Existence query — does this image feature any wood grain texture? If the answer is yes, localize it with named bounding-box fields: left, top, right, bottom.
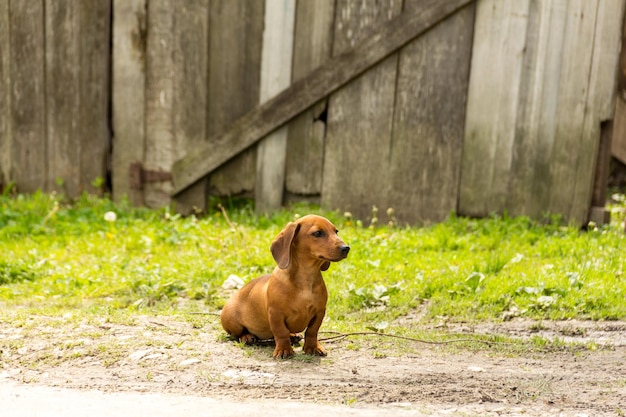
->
left=285, top=0, right=335, bottom=197
left=44, top=0, right=109, bottom=198
left=144, top=0, right=175, bottom=208
left=0, top=0, right=10, bottom=188
left=255, top=0, right=296, bottom=213
left=612, top=2, right=626, bottom=164
left=459, top=0, right=531, bottom=218
left=461, top=0, right=624, bottom=226
left=207, top=0, right=264, bottom=196
left=45, top=1, right=80, bottom=195
left=321, top=0, right=402, bottom=221
left=112, top=0, right=147, bottom=205
left=172, top=0, right=209, bottom=214
left=172, top=0, right=473, bottom=195
left=9, top=1, right=47, bottom=193
left=572, top=0, right=624, bottom=223
left=77, top=0, right=110, bottom=196
left=505, top=0, right=564, bottom=220
left=387, top=0, right=475, bottom=224
left=547, top=0, right=599, bottom=223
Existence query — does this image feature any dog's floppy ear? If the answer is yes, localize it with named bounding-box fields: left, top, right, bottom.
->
left=321, top=261, right=331, bottom=271
left=270, top=222, right=300, bottom=269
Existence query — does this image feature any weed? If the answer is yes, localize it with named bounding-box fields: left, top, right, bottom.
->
left=559, top=326, right=587, bottom=337
left=529, top=321, right=547, bottom=332
left=291, top=354, right=318, bottom=363
left=342, top=396, right=358, bottom=406
left=0, top=260, right=35, bottom=285
left=347, top=282, right=402, bottom=310
left=512, top=377, right=553, bottom=402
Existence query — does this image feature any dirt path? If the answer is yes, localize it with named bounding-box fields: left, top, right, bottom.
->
left=1, top=315, right=625, bottom=416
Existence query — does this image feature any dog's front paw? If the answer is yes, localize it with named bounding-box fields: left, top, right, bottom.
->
left=303, top=342, right=327, bottom=356
left=272, top=346, right=295, bottom=359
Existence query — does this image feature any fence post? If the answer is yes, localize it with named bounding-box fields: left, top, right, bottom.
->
left=255, top=0, right=296, bottom=214
left=112, top=0, right=147, bottom=206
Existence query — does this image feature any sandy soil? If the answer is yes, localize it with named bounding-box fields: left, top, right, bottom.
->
left=1, top=314, right=625, bottom=416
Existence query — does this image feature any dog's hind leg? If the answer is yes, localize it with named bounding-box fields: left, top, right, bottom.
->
left=220, top=305, right=246, bottom=340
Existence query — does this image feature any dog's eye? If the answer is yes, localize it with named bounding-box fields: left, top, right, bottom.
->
left=312, top=230, right=324, bottom=238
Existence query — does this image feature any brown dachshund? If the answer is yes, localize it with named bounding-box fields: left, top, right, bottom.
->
left=220, top=214, right=350, bottom=358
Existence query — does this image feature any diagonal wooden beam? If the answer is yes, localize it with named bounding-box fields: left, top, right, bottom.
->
left=171, top=0, right=473, bottom=195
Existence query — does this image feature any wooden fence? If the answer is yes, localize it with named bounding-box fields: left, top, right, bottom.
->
left=1, top=0, right=625, bottom=226
left=0, top=1, right=110, bottom=197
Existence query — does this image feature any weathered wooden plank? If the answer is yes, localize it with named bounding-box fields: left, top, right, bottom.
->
left=44, top=0, right=109, bottom=199
left=548, top=0, right=599, bottom=223
left=0, top=0, right=10, bottom=189
left=504, top=2, right=548, bottom=217
left=112, top=0, right=147, bottom=205
left=321, top=0, right=402, bottom=221
left=9, top=0, right=47, bottom=193
left=45, top=1, right=80, bottom=196
left=207, top=0, right=264, bottom=196
left=573, top=0, right=625, bottom=223
left=255, top=0, right=296, bottom=213
left=463, top=0, right=624, bottom=226
left=387, top=0, right=475, bottom=224
left=586, top=0, right=625, bottom=122
left=172, top=0, right=473, bottom=196
left=612, top=2, right=626, bottom=165
left=77, top=0, right=110, bottom=196
left=172, top=0, right=209, bottom=215
left=459, top=0, right=531, bottom=218
left=285, top=0, right=335, bottom=197
left=144, top=0, right=175, bottom=208
left=511, top=0, right=624, bottom=224
left=508, top=0, right=567, bottom=219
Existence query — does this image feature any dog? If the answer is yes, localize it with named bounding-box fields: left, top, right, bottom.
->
left=220, top=214, right=350, bottom=358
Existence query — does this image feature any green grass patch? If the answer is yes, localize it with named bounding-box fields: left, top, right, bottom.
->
left=1, top=191, right=626, bottom=330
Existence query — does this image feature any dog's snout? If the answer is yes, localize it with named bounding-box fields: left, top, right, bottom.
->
left=340, top=245, right=350, bottom=256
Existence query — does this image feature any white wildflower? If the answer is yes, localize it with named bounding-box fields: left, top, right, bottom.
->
left=104, top=211, right=117, bottom=222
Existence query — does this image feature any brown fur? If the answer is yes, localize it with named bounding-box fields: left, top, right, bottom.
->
left=220, top=215, right=350, bottom=358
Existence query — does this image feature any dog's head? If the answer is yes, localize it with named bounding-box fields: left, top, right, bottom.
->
left=270, top=215, right=350, bottom=271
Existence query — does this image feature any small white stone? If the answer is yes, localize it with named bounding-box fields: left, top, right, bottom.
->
left=178, top=358, right=201, bottom=367
left=222, top=275, right=244, bottom=290
left=129, top=349, right=152, bottom=361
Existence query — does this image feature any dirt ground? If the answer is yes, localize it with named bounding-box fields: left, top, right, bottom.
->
left=1, top=314, right=625, bottom=416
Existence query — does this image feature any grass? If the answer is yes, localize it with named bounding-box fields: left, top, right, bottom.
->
left=1, top=190, right=626, bottom=335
